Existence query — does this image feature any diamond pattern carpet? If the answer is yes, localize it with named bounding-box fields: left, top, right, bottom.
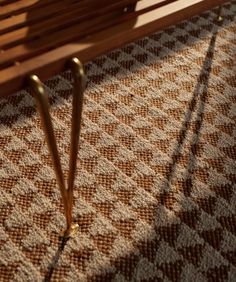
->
left=0, top=2, right=236, bottom=282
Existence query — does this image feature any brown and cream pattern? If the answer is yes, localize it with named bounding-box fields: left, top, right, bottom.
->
left=0, top=2, right=236, bottom=282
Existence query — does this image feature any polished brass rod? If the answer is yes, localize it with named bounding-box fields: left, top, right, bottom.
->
left=28, top=58, right=85, bottom=237
left=28, top=75, right=70, bottom=228
left=67, top=58, right=85, bottom=217
left=217, top=5, right=223, bottom=22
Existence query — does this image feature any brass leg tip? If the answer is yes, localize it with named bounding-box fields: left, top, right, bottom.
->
left=63, top=223, right=79, bottom=238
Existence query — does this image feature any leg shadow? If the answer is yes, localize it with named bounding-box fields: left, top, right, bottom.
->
left=43, top=236, right=69, bottom=282
left=163, top=18, right=222, bottom=193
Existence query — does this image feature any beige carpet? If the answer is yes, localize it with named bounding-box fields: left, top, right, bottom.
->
left=0, top=2, right=236, bottom=282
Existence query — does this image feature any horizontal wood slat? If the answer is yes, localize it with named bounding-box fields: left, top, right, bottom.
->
left=0, top=1, right=82, bottom=35
left=0, top=0, right=140, bottom=48
left=0, top=0, right=229, bottom=97
left=0, top=0, right=170, bottom=69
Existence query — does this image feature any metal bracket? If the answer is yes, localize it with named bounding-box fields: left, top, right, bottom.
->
left=28, top=58, right=85, bottom=238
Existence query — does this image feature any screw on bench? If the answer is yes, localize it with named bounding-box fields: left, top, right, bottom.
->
left=28, top=58, right=85, bottom=238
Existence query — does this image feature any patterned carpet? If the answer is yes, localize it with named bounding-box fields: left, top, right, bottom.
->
left=0, top=2, right=236, bottom=282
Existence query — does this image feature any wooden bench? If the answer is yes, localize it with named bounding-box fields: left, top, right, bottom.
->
left=0, top=0, right=228, bottom=237
left=0, top=0, right=228, bottom=97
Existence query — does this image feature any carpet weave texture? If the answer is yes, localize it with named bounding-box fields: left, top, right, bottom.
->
left=0, top=2, right=236, bottom=282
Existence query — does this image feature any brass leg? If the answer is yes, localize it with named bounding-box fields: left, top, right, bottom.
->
left=28, top=58, right=85, bottom=238
left=66, top=58, right=85, bottom=237
left=28, top=75, right=69, bottom=227
left=217, top=6, right=223, bottom=22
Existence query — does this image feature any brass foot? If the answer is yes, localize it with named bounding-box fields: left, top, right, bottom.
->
left=28, top=58, right=85, bottom=236
left=63, top=223, right=79, bottom=238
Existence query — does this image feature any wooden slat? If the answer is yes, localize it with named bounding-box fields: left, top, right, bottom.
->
left=0, top=0, right=60, bottom=19
left=0, top=0, right=140, bottom=48
left=0, top=0, right=229, bottom=97
left=0, top=2, right=91, bottom=35
left=0, top=1, right=81, bottom=35
left=0, top=0, right=148, bottom=67
left=0, top=0, right=20, bottom=5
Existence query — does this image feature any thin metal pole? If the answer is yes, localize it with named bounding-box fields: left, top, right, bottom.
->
left=67, top=58, right=85, bottom=225
left=28, top=60, right=85, bottom=237
left=28, top=75, right=69, bottom=223
left=217, top=6, right=223, bottom=22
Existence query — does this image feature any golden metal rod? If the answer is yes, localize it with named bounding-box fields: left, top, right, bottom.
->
left=28, top=58, right=85, bottom=238
left=28, top=75, right=70, bottom=229
left=67, top=58, right=85, bottom=216
left=217, top=5, right=223, bottom=22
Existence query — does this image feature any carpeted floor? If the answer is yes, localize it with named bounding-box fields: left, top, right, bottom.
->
left=0, top=2, right=236, bottom=282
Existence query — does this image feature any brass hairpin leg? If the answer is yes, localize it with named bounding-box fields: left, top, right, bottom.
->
left=28, top=58, right=85, bottom=238
left=217, top=6, right=223, bottom=22
left=65, top=58, right=85, bottom=237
